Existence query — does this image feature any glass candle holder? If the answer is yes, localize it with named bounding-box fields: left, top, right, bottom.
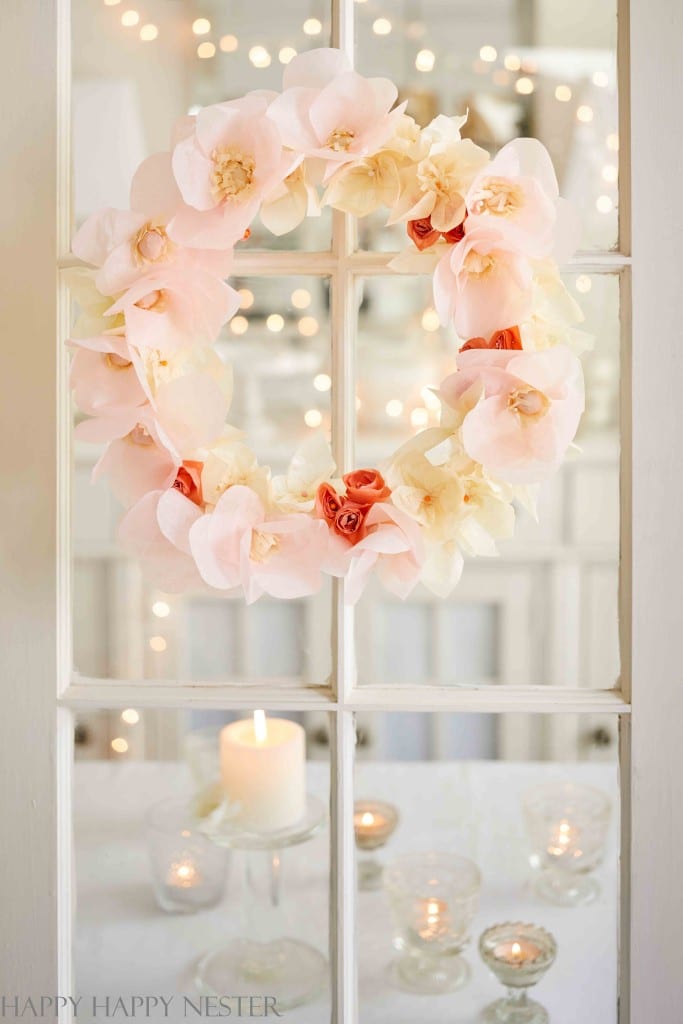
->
left=353, top=800, right=399, bottom=890
left=523, top=782, right=612, bottom=906
left=384, top=852, right=481, bottom=994
left=479, top=922, right=557, bottom=1024
left=146, top=797, right=229, bottom=913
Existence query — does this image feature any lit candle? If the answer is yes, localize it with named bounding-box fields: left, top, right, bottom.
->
left=492, top=938, right=542, bottom=966
left=220, top=711, right=305, bottom=833
left=353, top=801, right=398, bottom=851
left=415, top=897, right=450, bottom=943
left=167, top=858, right=200, bottom=889
left=547, top=818, right=579, bottom=858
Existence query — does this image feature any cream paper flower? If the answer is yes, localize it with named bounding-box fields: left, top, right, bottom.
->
left=520, top=263, right=594, bottom=355
left=271, top=433, right=338, bottom=513
left=200, top=440, right=271, bottom=509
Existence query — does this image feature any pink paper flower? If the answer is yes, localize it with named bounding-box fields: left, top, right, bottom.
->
left=104, top=265, right=239, bottom=352
left=169, top=94, right=296, bottom=249
left=343, top=502, right=425, bottom=605
left=433, top=224, right=534, bottom=340
left=190, top=485, right=329, bottom=602
left=439, top=346, right=585, bottom=483
left=118, top=488, right=204, bottom=592
left=267, top=48, right=404, bottom=179
left=465, top=138, right=579, bottom=262
left=69, top=334, right=146, bottom=415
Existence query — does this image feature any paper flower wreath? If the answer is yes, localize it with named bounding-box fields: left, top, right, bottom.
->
left=68, top=48, right=589, bottom=606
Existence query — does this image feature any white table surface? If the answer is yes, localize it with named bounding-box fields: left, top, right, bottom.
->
left=74, top=761, right=618, bottom=1023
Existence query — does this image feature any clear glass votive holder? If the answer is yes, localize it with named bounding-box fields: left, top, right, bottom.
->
left=384, top=852, right=481, bottom=994
left=354, top=800, right=399, bottom=890
left=479, top=922, right=557, bottom=1024
left=146, top=797, right=229, bottom=913
left=523, top=781, right=612, bottom=906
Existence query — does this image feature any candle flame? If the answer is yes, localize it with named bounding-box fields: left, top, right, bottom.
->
left=361, top=812, right=375, bottom=826
left=512, top=941, right=521, bottom=957
left=426, top=899, right=440, bottom=918
left=253, top=709, right=267, bottom=743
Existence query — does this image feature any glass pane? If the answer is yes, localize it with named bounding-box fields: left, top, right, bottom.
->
left=355, top=711, right=619, bottom=1023
left=71, top=0, right=332, bottom=249
left=71, top=275, right=333, bottom=684
left=354, top=0, right=618, bottom=251
left=355, top=273, right=619, bottom=687
left=74, top=707, right=331, bottom=1022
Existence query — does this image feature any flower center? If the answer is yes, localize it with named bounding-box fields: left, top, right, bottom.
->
left=326, top=128, right=355, bottom=152
left=105, top=353, right=132, bottom=370
left=133, top=223, right=171, bottom=266
left=250, top=529, right=280, bottom=564
left=463, top=250, right=496, bottom=278
left=470, top=177, right=525, bottom=217
left=127, top=424, right=154, bottom=446
left=508, top=386, right=550, bottom=421
left=210, top=147, right=255, bottom=202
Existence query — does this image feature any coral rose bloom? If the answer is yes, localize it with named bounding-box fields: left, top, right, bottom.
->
left=439, top=346, right=584, bottom=483
left=343, top=468, right=391, bottom=505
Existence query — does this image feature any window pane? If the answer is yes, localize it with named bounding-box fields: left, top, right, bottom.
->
left=354, top=0, right=618, bottom=251
left=70, top=0, right=332, bottom=250
left=355, top=273, right=620, bottom=688
left=70, top=275, right=333, bottom=684
left=74, top=707, right=331, bottom=1022
left=355, top=711, right=619, bottom=1023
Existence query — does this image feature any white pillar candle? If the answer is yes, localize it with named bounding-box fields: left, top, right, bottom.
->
left=220, top=711, right=306, bottom=833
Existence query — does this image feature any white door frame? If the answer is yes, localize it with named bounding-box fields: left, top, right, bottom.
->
left=1, top=1, right=682, bottom=1020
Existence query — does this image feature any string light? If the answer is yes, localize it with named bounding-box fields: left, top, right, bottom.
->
left=575, top=275, right=592, bottom=294
left=515, top=77, right=534, bottom=95
left=576, top=105, right=594, bottom=123
left=267, top=313, right=285, bottom=332
left=410, top=408, right=429, bottom=429
left=149, top=636, right=167, bottom=652
left=606, top=133, right=619, bottom=151
left=504, top=54, right=521, bottom=71
left=104, top=0, right=121, bottom=5
left=304, top=408, right=323, bottom=428
left=139, top=23, right=158, bottom=41
left=249, top=45, right=271, bottom=68
left=279, top=46, right=297, bottom=64
left=373, top=18, right=392, bottom=35
left=592, top=70, right=609, bottom=87
left=197, top=42, right=216, bottom=59
left=555, top=85, right=572, bottom=102
left=602, top=164, right=618, bottom=183
left=291, top=288, right=311, bottom=309
left=415, top=49, right=435, bottom=73
left=303, top=18, right=322, bottom=35
left=596, top=195, right=613, bottom=213
left=313, top=373, right=331, bottom=392
left=230, top=315, right=249, bottom=335
left=298, top=316, right=319, bottom=337
left=192, top=18, right=211, bottom=35
left=121, top=709, right=140, bottom=725
left=121, top=10, right=139, bottom=27
left=386, top=399, right=403, bottom=417
left=219, top=35, right=239, bottom=53
left=152, top=600, right=170, bottom=618
left=111, top=738, right=129, bottom=754
left=238, top=288, right=254, bottom=309
left=479, top=45, right=497, bottom=62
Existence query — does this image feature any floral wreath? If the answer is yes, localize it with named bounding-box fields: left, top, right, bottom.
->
left=69, top=47, right=588, bottom=606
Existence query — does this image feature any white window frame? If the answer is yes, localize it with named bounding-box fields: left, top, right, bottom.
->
left=0, top=0, right=681, bottom=1020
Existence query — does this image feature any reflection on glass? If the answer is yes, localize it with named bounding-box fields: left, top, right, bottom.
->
left=71, top=273, right=332, bottom=683
left=74, top=708, right=331, bottom=1022
left=71, top=0, right=332, bottom=249
left=355, top=711, right=618, bottom=1024
left=355, top=0, right=618, bottom=251
left=355, top=273, right=619, bottom=688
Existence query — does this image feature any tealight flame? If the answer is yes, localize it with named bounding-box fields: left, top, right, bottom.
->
left=361, top=811, right=375, bottom=826
left=511, top=941, right=522, bottom=957
left=254, top=709, right=267, bottom=743
left=426, top=899, right=441, bottom=920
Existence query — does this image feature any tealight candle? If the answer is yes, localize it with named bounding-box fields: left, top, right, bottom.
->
left=416, top=897, right=450, bottom=943
left=479, top=923, right=557, bottom=1023
left=492, top=938, right=542, bottom=966
left=353, top=800, right=399, bottom=890
left=168, top=858, right=200, bottom=889
left=220, top=711, right=305, bottom=833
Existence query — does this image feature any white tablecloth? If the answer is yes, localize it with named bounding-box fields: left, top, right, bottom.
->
left=74, top=761, right=618, bottom=1023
